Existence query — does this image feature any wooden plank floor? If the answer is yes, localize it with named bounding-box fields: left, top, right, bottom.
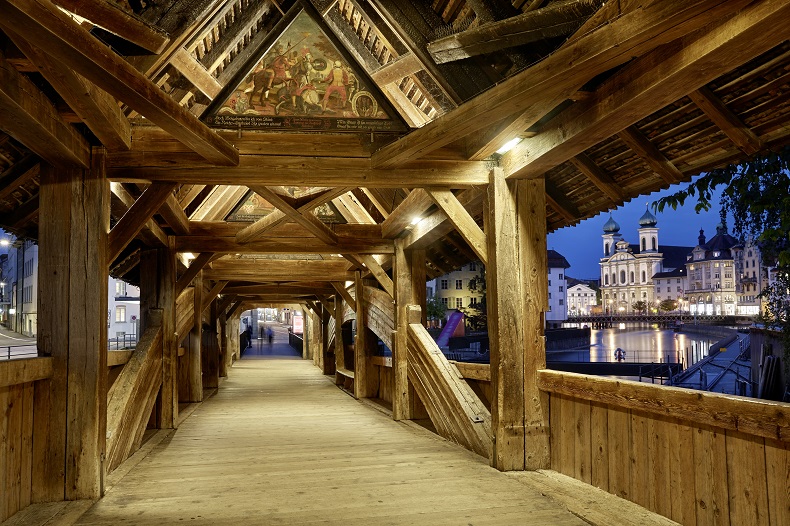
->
left=75, top=359, right=588, bottom=525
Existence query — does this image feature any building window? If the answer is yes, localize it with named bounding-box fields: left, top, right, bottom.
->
left=620, top=270, right=626, bottom=284
left=559, top=286, right=563, bottom=292
left=630, top=271, right=634, bottom=283
left=605, top=243, right=610, bottom=256
left=115, top=306, right=126, bottom=323
left=456, top=298, right=463, bottom=309
left=441, top=298, right=448, bottom=306
left=456, top=280, right=463, bottom=290
left=559, top=299, right=564, bottom=305
left=605, top=275, right=609, bottom=285
left=642, top=270, right=646, bottom=282
left=469, top=262, right=476, bottom=271
left=641, top=238, right=646, bottom=251
left=652, top=237, right=656, bottom=250
left=115, top=281, right=127, bottom=296
left=470, top=297, right=477, bottom=306
left=559, top=274, right=564, bottom=280
left=441, top=280, right=448, bottom=290
left=548, top=293, right=552, bottom=299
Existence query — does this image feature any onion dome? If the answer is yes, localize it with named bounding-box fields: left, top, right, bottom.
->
left=603, top=214, right=620, bottom=233
left=638, top=206, right=658, bottom=227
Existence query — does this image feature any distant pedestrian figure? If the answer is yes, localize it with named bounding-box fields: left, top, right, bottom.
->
left=614, top=348, right=626, bottom=362
left=267, top=327, right=274, bottom=345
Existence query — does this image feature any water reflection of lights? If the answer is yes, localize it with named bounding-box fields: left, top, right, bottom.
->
left=618, top=323, right=626, bottom=330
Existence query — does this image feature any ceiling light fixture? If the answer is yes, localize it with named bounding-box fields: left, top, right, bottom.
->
left=496, top=137, right=522, bottom=154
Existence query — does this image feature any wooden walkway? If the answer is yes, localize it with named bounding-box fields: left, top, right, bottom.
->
left=68, top=359, right=588, bottom=525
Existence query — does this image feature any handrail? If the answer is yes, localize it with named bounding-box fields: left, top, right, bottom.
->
left=538, top=369, right=789, bottom=442
left=0, top=357, right=54, bottom=388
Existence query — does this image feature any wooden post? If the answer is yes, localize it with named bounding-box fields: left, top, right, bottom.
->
left=517, top=177, right=550, bottom=470
left=485, top=167, right=550, bottom=471
left=219, top=310, right=229, bottom=377
left=187, top=271, right=203, bottom=401
left=353, top=272, right=377, bottom=398
left=202, top=295, right=219, bottom=389
left=411, top=249, right=427, bottom=326
left=393, top=238, right=413, bottom=420
left=334, top=294, right=345, bottom=375
left=34, top=148, right=108, bottom=501
left=139, top=243, right=177, bottom=429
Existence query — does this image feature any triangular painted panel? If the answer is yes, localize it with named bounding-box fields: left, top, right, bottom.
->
left=206, top=9, right=403, bottom=132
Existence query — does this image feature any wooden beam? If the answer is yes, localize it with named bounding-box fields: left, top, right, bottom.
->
left=110, top=182, right=168, bottom=248
left=426, top=189, right=487, bottom=265
left=545, top=186, right=579, bottom=224
left=331, top=282, right=356, bottom=313
left=108, top=155, right=489, bottom=188
left=0, top=154, right=39, bottom=201
left=3, top=27, right=131, bottom=151
left=0, top=0, right=238, bottom=166
left=0, top=49, right=90, bottom=168
left=203, top=259, right=356, bottom=283
left=51, top=0, right=170, bottom=54
left=369, top=52, right=422, bottom=86
left=108, top=183, right=177, bottom=263
left=569, top=154, right=624, bottom=204
left=403, top=189, right=484, bottom=250
left=687, top=86, right=764, bottom=155
left=227, top=300, right=244, bottom=318
left=427, top=0, right=603, bottom=64
left=201, top=281, right=228, bottom=314
left=236, top=187, right=350, bottom=244
left=175, top=235, right=393, bottom=255
left=171, top=47, right=222, bottom=100
left=249, top=186, right=338, bottom=245
left=372, top=0, right=753, bottom=168
left=158, top=193, right=191, bottom=235
left=176, top=252, right=215, bottom=295
left=0, top=356, right=52, bottom=387
left=381, top=189, right=432, bottom=239
left=503, top=0, right=790, bottom=179
left=617, top=126, right=683, bottom=185
left=359, top=255, right=394, bottom=298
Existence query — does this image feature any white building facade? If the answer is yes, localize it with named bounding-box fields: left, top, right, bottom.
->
left=108, top=278, right=141, bottom=345
left=567, top=282, right=597, bottom=315
left=546, top=250, right=570, bottom=326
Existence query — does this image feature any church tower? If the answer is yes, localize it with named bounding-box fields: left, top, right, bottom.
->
left=638, top=206, right=659, bottom=253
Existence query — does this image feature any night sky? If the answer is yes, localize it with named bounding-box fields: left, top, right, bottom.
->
left=547, top=177, right=732, bottom=280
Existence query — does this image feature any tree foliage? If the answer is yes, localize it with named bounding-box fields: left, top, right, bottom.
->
left=461, top=266, right=487, bottom=331
left=633, top=300, right=648, bottom=314
left=425, top=293, right=446, bottom=324
left=655, top=146, right=790, bottom=365
left=659, top=299, right=678, bottom=312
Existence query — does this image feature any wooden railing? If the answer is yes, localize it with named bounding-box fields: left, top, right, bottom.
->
left=0, top=357, right=53, bottom=522
left=452, top=362, right=788, bottom=525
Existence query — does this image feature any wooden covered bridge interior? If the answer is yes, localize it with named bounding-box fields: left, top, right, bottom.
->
left=0, top=0, right=788, bottom=524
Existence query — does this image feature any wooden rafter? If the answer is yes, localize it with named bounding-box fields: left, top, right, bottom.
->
left=617, top=126, right=683, bottom=185
left=0, top=49, right=90, bottom=168
left=568, top=154, right=624, bottom=205
left=331, top=282, right=357, bottom=312
left=0, top=154, right=38, bottom=201
left=236, top=187, right=350, bottom=244
left=0, top=0, right=238, bottom=166
left=201, top=281, right=229, bottom=314
left=110, top=183, right=168, bottom=249
left=427, top=0, right=603, bottom=64
left=4, top=28, right=131, bottom=151
left=545, top=185, right=579, bottom=224
left=51, top=0, right=170, bottom=54
left=108, top=183, right=178, bottom=262
left=203, top=259, right=356, bottom=282
left=372, top=0, right=753, bottom=168
left=687, top=86, right=764, bottom=155
left=426, top=189, right=487, bottom=265
left=171, top=48, right=222, bottom=100
left=176, top=252, right=216, bottom=295
left=359, top=255, right=393, bottom=297
left=502, top=0, right=790, bottom=180
left=381, top=189, right=432, bottom=238
left=248, top=186, right=338, bottom=245
left=403, top=188, right=484, bottom=250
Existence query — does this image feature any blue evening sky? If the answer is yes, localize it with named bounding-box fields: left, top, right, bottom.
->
left=547, top=177, right=731, bottom=280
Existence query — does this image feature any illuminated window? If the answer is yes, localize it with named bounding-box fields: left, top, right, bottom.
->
left=115, top=306, right=126, bottom=323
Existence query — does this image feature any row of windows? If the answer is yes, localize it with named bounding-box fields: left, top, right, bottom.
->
left=439, top=297, right=480, bottom=308
left=655, top=278, right=683, bottom=285
left=440, top=279, right=470, bottom=290
left=23, top=285, right=33, bottom=304
left=657, top=287, right=682, bottom=293
left=24, top=259, right=34, bottom=278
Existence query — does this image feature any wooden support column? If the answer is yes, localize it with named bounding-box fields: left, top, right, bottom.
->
left=219, top=310, right=228, bottom=378
left=138, top=241, right=177, bottom=429
left=202, top=298, right=219, bottom=389
left=354, top=272, right=377, bottom=398
left=485, top=167, right=549, bottom=471
left=185, top=271, right=203, bottom=402
left=34, top=147, right=108, bottom=501
left=393, top=238, right=413, bottom=420
left=334, top=294, right=345, bottom=374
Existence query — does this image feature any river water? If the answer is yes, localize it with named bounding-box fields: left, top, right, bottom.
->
left=551, top=325, right=721, bottom=369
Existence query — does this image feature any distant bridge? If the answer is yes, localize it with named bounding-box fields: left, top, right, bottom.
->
left=566, top=313, right=752, bottom=327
